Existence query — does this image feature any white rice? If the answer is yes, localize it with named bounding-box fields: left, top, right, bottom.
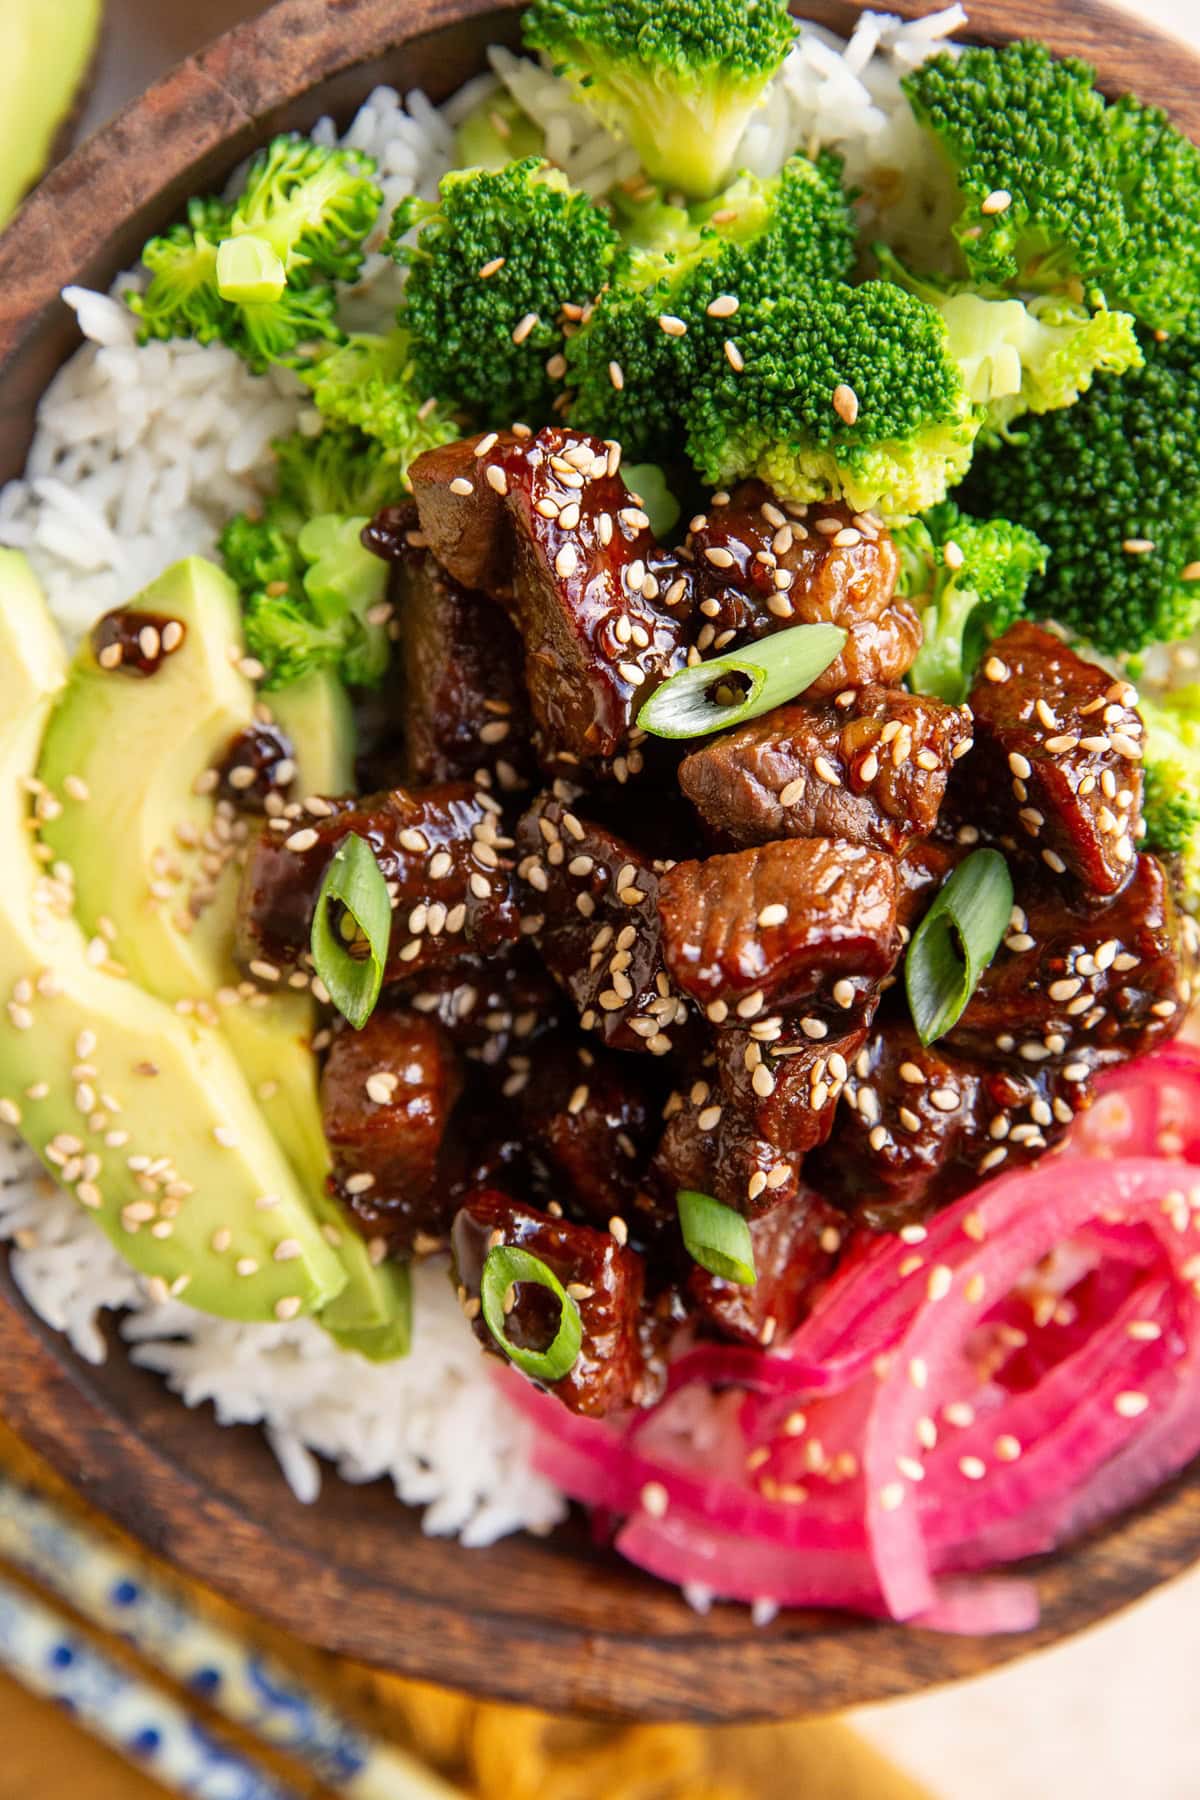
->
left=0, top=11, right=964, bottom=1544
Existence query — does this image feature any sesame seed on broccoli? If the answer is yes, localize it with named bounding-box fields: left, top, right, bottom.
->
left=903, top=40, right=1200, bottom=331
left=962, top=311, right=1200, bottom=656
left=894, top=500, right=1048, bottom=703
left=567, top=151, right=857, bottom=459
left=388, top=157, right=620, bottom=426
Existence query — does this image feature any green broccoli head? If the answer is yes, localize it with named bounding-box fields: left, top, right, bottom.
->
left=682, top=280, right=982, bottom=520
left=298, top=332, right=460, bottom=473
left=219, top=426, right=399, bottom=692
left=272, top=425, right=410, bottom=523
left=962, top=312, right=1200, bottom=656
left=522, top=0, right=795, bottom=198
left=902, top=41, right=1200, bottom=332
left=1140, top=687, right=1200, bottom=908
left=567, top=151, right=856, bottom=458
left=129, top=136, right=382, bottom=369
left=876, top=248, right=1142, bottom=434
left=389, top=157, right=620, bottom=426
left=896, top=500, right=1048, bottom=702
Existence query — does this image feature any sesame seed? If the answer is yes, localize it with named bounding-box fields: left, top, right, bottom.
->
left=994, top=1435, right=1021, bottom=1462
left=927, top=1264, right=953, bottom=1301
left=813, top=755, right=841, bottom=787
left=512, top=311, right=539, bottom=345
left=1122, top=537, right=1155, bottom=554
left=608, top=360, right=625, bottom=391
left=758, top=902, right=788, bottom=927
left=1041, top=848, right=1067, bottom=874
left=959, top=1456, right=987, bottom=1481
left=724, top=339, right=744, bottom=372
left=275, top=1296, right=303, bottom=1321
left=1114, top=1390, right=1149, bottom=1418
left=981, top=187, right=1012, bottom=214
left=1007, top=752, right=1032, bottom=780
left=898, top=1061, right=925, bottom=1086
left=555, top=543, right=578, bottom=578
left=486, top=464, right=508, bottom=496
left=609, top=1215, right=629, bottom=1246
left=478, top=255, right=506, bottom=278
left=832, top=383, right=859, bottom=425
left=641, top=1480, right=669, bottom=1518
left=706, top=294, right=739, bottom=318
left=879, top=1482, right=905, bottom=1511
left=450, top=476, right=473, bottom=496
left=284, top=827, right=318, bottom=853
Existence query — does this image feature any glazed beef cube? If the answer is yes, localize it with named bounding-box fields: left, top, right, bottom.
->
left=813, top=1026, right=1093, bottom=1228
left=391, top=553, right=534, bottom=790
left=948, top=853, right=1196, bottom=1069
left=647, top=1069, right=800, bottom=1218
left=410, top=428, right=693, bottom=772
left=400, top=947, right=561, bottom=1065
left=516, top=793, right=691, bottom=1055
left=505, top=1037, right=656, bottom=1225
left=714, top=1016, right=871, bottom=1165
left=686, top=486, right=919, bottom=694
left=236, top=783, right=522, bottom=982
left=686, top=1190, right=844, bottom=1348
left=320, top=1009, right=463, bottom=1252
left=452, top=1189, right=648, bottom=1415
left=678, top=686, right=974, bottom=856
left=961, top=622, right=1144, bottom=896
left=658, top=838, right=900, bottom=1022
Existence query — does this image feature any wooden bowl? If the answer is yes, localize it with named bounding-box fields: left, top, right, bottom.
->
left=2, top=0, right=1199, bottom=1725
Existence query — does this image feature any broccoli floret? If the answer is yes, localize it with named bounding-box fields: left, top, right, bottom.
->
left=1140, top=687, right=1200, bottom=908
left=129, top=136, right=382, bottom=369
left=895, top=501, right=1048, bottom=702
left=682, top=279, right=982, bottom=520
left=522, top=0, right=795, bottom=199
left=272, top=425, right=407, bottom=522
left=388, top=157, right=620, bottom=425
left=455, top=89, right=546, bottom=169
left=876, top=248, right=1142, bottom=434
left=962, top=313, right=1200, bottom=656
left=902, top=42, right=1200, bottom=331
left=567, top=151, right=856, bottom=457
left=299, top=332, right=460, bottom=472
left=220, top=502, right=390, bottom=691
left=219, top=424, right=403, bottom=691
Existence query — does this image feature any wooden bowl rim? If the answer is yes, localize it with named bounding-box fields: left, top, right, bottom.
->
left=2, top=0, right=1200, bottom=1723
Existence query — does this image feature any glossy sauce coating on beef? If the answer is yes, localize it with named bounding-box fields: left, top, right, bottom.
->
left=516, top=792, right=690, bottom=1055
left=685, top=486, right=919, bottom=694
left=409, top=428, right=693, bottom=775
left=390, top=552, right=534, bottom=790
left=321, top=1008, right=463, bottom=1253
left=236, top=782, right=521, bottom=982
left=958, top=622, right=1144, bottom=897
left=282, top=456, right=1198, bottom=1420
left=658, top=837, right=900, bottom=1018
left=452, top=1188, right=650, bottom=1415
left=679, top=685, right=973, bottom=855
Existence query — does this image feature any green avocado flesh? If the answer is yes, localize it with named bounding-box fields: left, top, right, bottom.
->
left=4, top=552, right=408, bottom=1353
left=0, top=0, right=102, bottom=229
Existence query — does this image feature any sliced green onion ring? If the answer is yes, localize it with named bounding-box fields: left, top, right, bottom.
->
left=677, top=1189, right=757, bottom=1286
left=216, top=232, right=287, bottom=304
left=480, top=1245, right=583, bottom=1382
left=637, top=623, right=847, bottom=740
left=310, top=831, right=391, bottom=1030
left=905, top=848, right=1014, bottom=1046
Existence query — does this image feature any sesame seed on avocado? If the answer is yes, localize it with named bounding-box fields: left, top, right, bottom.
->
left=0, top=550, right=346, bottom=1323
left=33, top=555, right=410, bottom=1357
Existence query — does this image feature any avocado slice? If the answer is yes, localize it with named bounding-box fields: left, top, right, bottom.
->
left=0, top=551, right=347, bottom=1322
left=37, top=556, right=408, bottom=1358
left=268, top=670, right=356, bottom=798
left=0, top=0, right=102, bottom=228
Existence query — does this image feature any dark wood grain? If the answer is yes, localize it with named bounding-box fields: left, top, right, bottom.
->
left=1, top=0, right=1199, bottom=1724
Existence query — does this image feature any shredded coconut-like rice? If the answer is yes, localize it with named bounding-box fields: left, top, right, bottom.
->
left=0, top=11, right=964, bottom=1543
